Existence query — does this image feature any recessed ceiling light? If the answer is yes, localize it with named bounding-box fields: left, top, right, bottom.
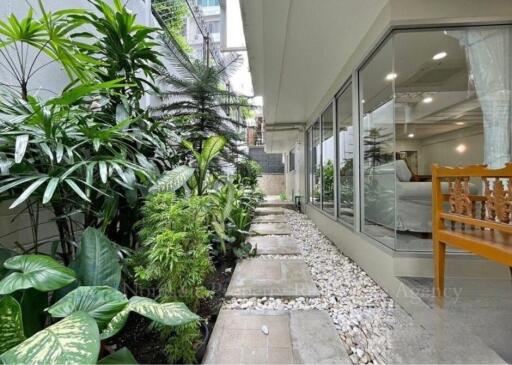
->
left=456, top=144, right=467, bottom=154
left=455, top=122, right=465, bottom=126
left=433, top=51, right=447, bottom=60
left=422, top=96, right=433, bottom=104
left=408, top=133, right=415, bottom=138
left=385, top=73, right=397, bottom=81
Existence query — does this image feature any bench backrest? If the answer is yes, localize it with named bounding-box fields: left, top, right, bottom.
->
left=432, top=163, right=512, bottom=234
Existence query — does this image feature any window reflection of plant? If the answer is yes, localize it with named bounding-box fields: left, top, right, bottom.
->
left=339, top=159, right=353, bottom=216
left=364, top=128, right=393, bottom=168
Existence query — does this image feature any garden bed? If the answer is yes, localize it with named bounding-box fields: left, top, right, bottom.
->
left=108, top=257, right=236, bottom=364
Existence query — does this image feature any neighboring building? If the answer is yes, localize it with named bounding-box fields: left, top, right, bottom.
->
left=185, top=0, right=222, bottom=61
left=240, top=0, right=512, bottom=296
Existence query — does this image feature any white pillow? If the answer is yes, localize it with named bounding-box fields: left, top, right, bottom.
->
left=395, top=159, right=412, bottom=182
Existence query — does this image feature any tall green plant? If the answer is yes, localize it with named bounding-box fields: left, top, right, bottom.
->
left=153, top=46, right=250, bottom=167
left=182, top=135, right=226, bottom=195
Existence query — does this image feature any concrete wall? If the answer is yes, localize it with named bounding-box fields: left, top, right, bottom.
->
left=258, top=174, right=285, bottom=196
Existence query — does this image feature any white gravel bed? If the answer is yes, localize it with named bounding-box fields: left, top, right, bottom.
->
left=224, top=211, right=399, bottom=365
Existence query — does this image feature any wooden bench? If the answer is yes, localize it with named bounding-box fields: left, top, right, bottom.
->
left=432, top=163, right=512, bottom=297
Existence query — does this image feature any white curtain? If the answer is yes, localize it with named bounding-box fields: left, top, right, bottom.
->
left=450, top=28, right=512, bottom=168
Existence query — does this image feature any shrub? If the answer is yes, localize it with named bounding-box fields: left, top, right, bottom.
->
left=135, top=193, right=213, bottom=309
left=134, top=193, right=213, bottom=363
left=235, top=159, right=262, bottom=188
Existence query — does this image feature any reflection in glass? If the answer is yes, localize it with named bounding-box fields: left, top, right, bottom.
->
left=392, top=26, right=512, bottom=251
left=312, top=120, right=321, bottom=208
left=360, top=39, right=396, bottom=249
left=322, top=104, right=335, bottom=215
left=337, top=85, right=354, bottom=225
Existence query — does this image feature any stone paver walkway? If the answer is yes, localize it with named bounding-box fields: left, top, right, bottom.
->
left=255, top=207, right=287, bottom=216
left=203, top=310, right=351, bottom=364
left=253, top=214, right=288, bottom=223
left=249, top=235, right=301, bottom=255
left=204, top=204, right=349, bottom=364
left=250, top=223, right=292, bottom=236
left=226, top=258, right=319, bottom=298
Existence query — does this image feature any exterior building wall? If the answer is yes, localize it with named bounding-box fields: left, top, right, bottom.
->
left=258, top=174, right=285, bottom=196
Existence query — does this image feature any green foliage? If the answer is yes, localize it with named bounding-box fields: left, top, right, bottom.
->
left=74, top=228, right=122, bottom=288
left=183, top=135, right=227, bottom=195
left=98, top=347, right=138, bottom=364
left=99, top=296, right=199, bottom=340
left=235, top=159, right=262, bottom=188
left=71, top=0, right=163, bottom=104
left=0, top=255, right=75, bottom=295
left=48, top=286, right=128, bottom=331
left=149, top=165, right=195, bottom=194
left=153, top=0, right=191, bottom=54
left=207, top=181, right=260, bottom=258
left=0, top=312, right=101, bottom=365
left=135, top=193, right=213, bottom=309
left=154, top=51, right=251, bottom=168
left=163, top=321, right=201, bottom=364
left=0, top=295, right=25, bottom=354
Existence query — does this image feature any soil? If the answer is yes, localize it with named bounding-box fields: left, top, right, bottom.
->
left=107, top=256, right=236, bottom=364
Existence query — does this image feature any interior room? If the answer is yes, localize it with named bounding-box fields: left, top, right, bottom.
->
left=361, top=25, right=511, bottom=252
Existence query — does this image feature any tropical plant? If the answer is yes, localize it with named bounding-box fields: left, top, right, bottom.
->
left=71, top=0, right=163, bottom=107
left=234, top=158, right=261, bottom=188
left=153, top=45, right=250, bottom=168
left=0, top=237, right=198, bottom=364
left=134, top=193, right=212, bottom=309
left=183, top=135, right=226, bottom=195
left=133, top=193, right=212, bottom=363
left=0, top=3, right=93, bottom=100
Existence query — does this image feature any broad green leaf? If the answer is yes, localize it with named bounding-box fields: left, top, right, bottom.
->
left=0, top=247, right=16, bottom=279
left=149, top=166, right=194, bottom=194
left=42, top=177, right=60, bottom=204
left=0, top=295, right=25, bottom=354
left=47, top=286, right=128, bottom=330
left=14, top=135, right=28, bottom=163
left=9, top=177, right=49, bottom=209
left=98, top=347, right=138, bottom=364
left=0, top=312, right=100, bottom=365
left=200, top=135, right=226, bottom=170
left=100, top=297, right=198, bottom=339
left=19, top=288, right=47, bottom=337
left=0, top=255, right=76, bottom=294
left=76, top=228, right=121, bottom=288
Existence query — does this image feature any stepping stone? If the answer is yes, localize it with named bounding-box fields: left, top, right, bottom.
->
left=250, top=223, right=292, bottom=236
left=203, top=309, right=350, bottom=364
left=253, top=214, right=288, bottom=223
left=255, top=207, right=287, bottom=216
left=248, top=235, right=301, bottom=255
left=226, top=258, right=319, bottom=298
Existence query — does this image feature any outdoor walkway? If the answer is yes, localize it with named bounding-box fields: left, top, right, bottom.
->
left=204, top=203, right=507, bottom=364
left=203, top=204, right=351, bottom=364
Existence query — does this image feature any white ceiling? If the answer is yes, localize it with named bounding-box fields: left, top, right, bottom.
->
left=240, top=0, right=387, bottom=151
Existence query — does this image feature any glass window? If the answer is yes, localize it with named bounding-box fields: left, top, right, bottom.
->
left=307, top=130, right=313, bottom=204
left=289, top=149, right=295, bottom=172
left=392, top=26, right=512, bottom=251
left=358, top=24, right=512, bottom=252
left=360, top=39, right=396, bottom=249
left=337, top=85, right=354, bottom=226
left=312, top=120, right=321, bottom=208
left=198, top=0, right=219, bottom=7
left=321, top=104, right=335, bottom=215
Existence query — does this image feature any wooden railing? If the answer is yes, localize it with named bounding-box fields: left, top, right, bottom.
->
left=432, top=163, right=512, bottom=298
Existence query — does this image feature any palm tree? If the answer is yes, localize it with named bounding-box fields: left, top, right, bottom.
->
left=153, top=42, right=250, bottom=171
